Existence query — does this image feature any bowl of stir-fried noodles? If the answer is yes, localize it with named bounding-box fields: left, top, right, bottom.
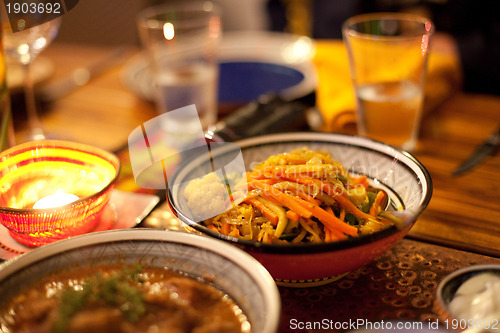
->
left=168, top=133, right=432, bottom=286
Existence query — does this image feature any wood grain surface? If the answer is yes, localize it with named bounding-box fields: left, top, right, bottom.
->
left=410, top=93, right=500, bottom=256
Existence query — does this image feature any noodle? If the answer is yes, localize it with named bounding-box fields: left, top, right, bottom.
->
left=185, top=148, right=392, bottom=244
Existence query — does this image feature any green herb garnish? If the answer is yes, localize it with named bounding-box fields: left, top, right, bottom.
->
left=53, top=264, right=146, bottom=333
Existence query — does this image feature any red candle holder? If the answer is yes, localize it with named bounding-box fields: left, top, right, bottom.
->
left=0, top=140, right=120, bottom=247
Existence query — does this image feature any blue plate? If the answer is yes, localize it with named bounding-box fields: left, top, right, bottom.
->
left=218, top=61, right=305, bottom=103
left=122, top=32, right=316, bottom=104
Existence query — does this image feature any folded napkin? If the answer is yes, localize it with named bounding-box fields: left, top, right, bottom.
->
left=313, top=40, right=462, bottom=133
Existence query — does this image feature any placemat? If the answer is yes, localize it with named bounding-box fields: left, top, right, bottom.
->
left=278, top=238, right=500, bottom=332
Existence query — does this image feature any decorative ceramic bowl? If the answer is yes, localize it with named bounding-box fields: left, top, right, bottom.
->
left=168, top=132, right=433, bottom=286
left=0, top=140, right=120, bottom=246
left=0, top=229, right=281, bottom=333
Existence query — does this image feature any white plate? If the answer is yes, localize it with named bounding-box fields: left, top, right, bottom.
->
left=121, top=31, right=317, bottom=103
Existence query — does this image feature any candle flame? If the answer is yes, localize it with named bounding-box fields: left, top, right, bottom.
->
left=33, top=190, right=79, bottom=209
left=163, top=22, right=175, bottom=40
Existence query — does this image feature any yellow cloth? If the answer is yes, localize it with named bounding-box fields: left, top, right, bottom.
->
left=313, top=40, right=462, bottom=133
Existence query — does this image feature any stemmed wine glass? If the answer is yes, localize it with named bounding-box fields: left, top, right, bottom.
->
left=1, top=8, right=61, bottom=141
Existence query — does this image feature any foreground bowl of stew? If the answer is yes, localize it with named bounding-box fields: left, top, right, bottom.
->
left=0, top=229, right=281, bottom=333
left=168, top=132, right=433, bottom=286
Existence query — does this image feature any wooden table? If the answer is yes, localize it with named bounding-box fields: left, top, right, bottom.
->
left=410, top=93, right=500, bottom=257
left=13, top=43, right=155, bottom=152
left=13, top=42, right=500, bottom=258
left=7, top=41, right=500, bottom=332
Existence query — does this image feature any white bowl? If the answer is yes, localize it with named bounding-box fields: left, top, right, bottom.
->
left=0, top=229, right=281, bottom=333
left=436, top=264, right=500, bottom=326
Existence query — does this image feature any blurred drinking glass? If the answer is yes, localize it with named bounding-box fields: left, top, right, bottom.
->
left=137, top=1, right=221, bottom=139
left=0, top=16, right=14, bottom=151
left=1, top=6, right=61, bottom=141
left=343, top=13, right=434, bottom=152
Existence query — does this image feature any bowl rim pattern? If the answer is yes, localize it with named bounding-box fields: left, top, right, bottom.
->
left=168, top=132, right=433, bottom=254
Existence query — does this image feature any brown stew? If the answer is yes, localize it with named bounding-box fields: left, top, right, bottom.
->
left=0, top=264, right=250, bottom=333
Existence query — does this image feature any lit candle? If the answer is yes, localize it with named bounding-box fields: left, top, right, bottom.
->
left=33, top=190, right=79, bottom=209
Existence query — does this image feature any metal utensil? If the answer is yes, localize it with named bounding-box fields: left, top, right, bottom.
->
left=207, top=93, right=317, bottom=142
left=452, top=126, right=500, bottom=176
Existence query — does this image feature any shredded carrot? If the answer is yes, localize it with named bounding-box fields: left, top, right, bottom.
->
left=286, top=210, right=300, bottom=222
left=280, top=174, right=374, bottom=221
left=258, top=192, right=282, bottom=206
left=279, top=173, right=319, bottom=185
left=299, top=200, right=358, bottom=236
left=245, top=198, right=279, bottom=225
left=299, top=192, right=322, bottom=206
left=250, top=180, right=313, bottom=219
left=221, top=221, right=230, bottom=235
left=228, top=228, right=240, bottom=237
left=253, top=169, right=371, bottom=237
left=207, top=224, right=219, bottom=233
left=284, top=187, right=320, bottom=205
left=322, top=207, right=349, bottom=241
left=326, top=225, right=348, bottom=241
left=310, top=177, right=374, bottom=221
left=282, top=174, right=337, bottom=196
left=335, top=193, right=375, bottom=221
left=262, top=178, right=280, bottom=185
left=352, top=175, right=369, bottom=189
left=370, top=190, right=387, bottom=216
left=324, top=227, right=332, bottom=242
